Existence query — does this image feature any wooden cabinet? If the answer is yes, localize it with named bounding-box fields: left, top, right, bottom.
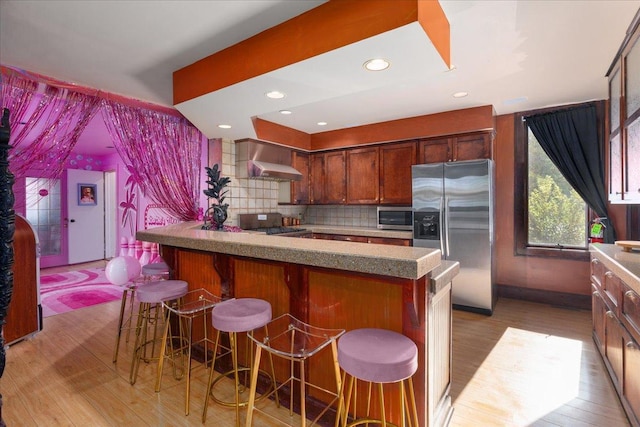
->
left=291, top=151, right=309, bottom=204
left=625, top=331, right=640, bottom=424
left=347, top=146, right=379, bottom=204
left=608, top=18, right=640, bottom=203
left=367, top=236, right=411, bottom=246
left=310, top=151, right=346, bottom=204
left=379, top=142, right=416, bottom=205
left=313, top=233, right=411, bottom=246
left=593, top=284, right=606, bottom=355
left=309, top=150, right=343, bottom=205
left=330, top=234, right=368, bottom=243
left=591, top=253, right=640, bottom=426
left=418, top=132, right=492, bottom=164
left=5, top=215, right=40, bottom=345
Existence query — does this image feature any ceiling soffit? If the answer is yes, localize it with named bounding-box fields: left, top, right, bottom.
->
left=173, top=0, right=450, bottom=105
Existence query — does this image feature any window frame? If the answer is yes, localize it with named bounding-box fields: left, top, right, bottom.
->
left=513, top=103, right=599, bottom=261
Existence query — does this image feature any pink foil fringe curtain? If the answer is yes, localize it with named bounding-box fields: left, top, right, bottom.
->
left=102, top=101, right=203, bottom=221
left=1, top=66, right=204, bottom=221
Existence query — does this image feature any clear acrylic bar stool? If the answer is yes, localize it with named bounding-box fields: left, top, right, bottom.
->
left=245, top=313, right=345, bottom=427
left=155, top=288, right=222, bottom=415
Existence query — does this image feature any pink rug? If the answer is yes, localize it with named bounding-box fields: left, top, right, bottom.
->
left=40, top=268, right=123, bottom=317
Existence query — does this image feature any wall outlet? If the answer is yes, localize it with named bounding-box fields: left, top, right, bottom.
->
left=258, top=214, right=267, bottom=220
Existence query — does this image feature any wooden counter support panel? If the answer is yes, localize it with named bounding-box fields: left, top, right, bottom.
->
left=163, top=245, right=435, bottom=425
left=141, top=222, right=447, bottom=426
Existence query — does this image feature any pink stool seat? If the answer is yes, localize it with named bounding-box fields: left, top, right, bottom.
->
left=136, top=280, right=188, bottom=303
left=338, top=328, right=418, bottom=383
left=142, top=261, right=169, bottom=276
left=211, top=298, right=271, bottom=333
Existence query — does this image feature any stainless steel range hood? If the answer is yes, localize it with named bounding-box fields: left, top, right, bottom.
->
left=235, top=139, right=302, bottom=181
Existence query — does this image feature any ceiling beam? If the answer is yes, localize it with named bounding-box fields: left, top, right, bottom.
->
left=173, top=0, right=450, bottom=105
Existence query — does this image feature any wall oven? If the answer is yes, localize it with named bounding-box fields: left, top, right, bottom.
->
left=376, top=207, right=413, bottom=230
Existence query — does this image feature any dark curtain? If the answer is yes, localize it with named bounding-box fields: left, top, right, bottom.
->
left=526, top=103, right=616, bottom=243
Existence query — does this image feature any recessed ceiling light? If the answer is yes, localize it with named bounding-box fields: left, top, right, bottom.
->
left=218, top=124, right=232, bottom=129
left=453, top=92, right=468, bottom=98
left=279, top=110, right=292, bottom=115
left=317, top=121, right=327, bottom=126
left=265, top=91, right=286, bottom=99
left=363, top=58, right=390, bottom=71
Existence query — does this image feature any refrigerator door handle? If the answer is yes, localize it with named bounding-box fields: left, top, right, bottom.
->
left=443, top=196, right=450, bottom=258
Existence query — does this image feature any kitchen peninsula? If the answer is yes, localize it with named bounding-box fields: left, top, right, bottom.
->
left=137, top=222, right=458, bottom=427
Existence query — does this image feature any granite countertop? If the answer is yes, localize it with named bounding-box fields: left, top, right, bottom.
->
left=590, top=243, right=640, bottom=291
left=137, top=222, right=439, bottom=280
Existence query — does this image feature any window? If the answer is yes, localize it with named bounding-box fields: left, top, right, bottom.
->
left=514, top=105, right=596, bottom=261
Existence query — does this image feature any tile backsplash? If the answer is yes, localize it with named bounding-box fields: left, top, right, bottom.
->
left=220, top=138, right=377, bottom=228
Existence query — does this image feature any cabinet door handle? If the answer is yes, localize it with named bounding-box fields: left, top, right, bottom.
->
left=627, top=341, right=638, bottom=350
left=605, top=271, right=613, bottom=278
left=593, top=291, right=600, bottom=296
left=591, top=259, right=599, bottom=265
left=625, top=290, right=638, bottom=302
left=606, top=310, right=615, bottom=318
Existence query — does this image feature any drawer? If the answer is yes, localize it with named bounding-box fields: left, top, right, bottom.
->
left=622, top=284, right=640, bottom=339
left=591, top=257, right=605, bottom=289
left=604, top=270, right=623, bottom=309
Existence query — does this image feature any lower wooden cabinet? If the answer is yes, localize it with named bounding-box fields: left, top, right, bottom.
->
left=592, top=253, right=640, bottom=426
left=313, top=233, right=411, bottom=246
left=625, top=332, right=640, bottom=423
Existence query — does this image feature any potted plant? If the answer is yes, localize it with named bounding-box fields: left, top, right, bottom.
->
left=202, top=164, right=231, bottom=230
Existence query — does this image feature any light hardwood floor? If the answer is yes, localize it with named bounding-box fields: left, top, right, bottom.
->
left=0, top=266, right=630, bottom=426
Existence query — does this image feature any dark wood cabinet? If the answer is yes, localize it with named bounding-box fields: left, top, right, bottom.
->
left=379, top=142, right=416, bottom=205
left=347, top=146, right=379, bottom=204
left=5, top=215, right=40, bottom=345
left=309, top=153, right=325, bottom=204
left=310, top=150, right=346, bottom=204
left=291, top=151, right=310, bottom=204
left=325, top=151, right=346, bottom=204
left=367, top=236, right=411, bottom=246
left=624, top=331, right=640, bottom=425
left=591, top=252, right=640, bottom=426
left=418, top=132, right=492, bottom=164
left=593, top=284, right=606, bottom=355
left=313, top=233, right=410, bottom=246
left=608, top=17, right=640, bottom=203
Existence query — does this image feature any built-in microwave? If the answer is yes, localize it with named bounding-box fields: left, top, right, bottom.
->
left=376, top=207, right=413, bottom=230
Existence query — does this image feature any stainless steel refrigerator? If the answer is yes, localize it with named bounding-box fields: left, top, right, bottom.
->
left=412, top=159, right=495, bottom=314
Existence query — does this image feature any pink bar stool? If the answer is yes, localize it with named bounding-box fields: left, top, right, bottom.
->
left=202, top=298, right=275, bottom=427
left=141, top=261, right=170, bottom=282
left=336, top=328, right=419, bottom=427
left=245, top=313, right=345, bottom=427
left=105, top=256, right=141, bottom=364
left=129, top=279, right=189, bottom=386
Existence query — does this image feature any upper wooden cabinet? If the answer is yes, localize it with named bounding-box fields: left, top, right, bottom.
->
left=310, top=151, right=346, bottom=204
left=302, top=132, right=490, bottom=206
left=609, top=17, right=640, bottom=204
left=379, top=142, right=417, bottom=205
left=347, top=146, right=379, bottom=204
left=291, top=151, right=309, bottom=204
left=418, top=132, right=492, bottom=164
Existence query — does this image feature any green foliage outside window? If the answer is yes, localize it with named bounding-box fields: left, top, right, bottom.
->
left=527, top=129, right=587, bottom=248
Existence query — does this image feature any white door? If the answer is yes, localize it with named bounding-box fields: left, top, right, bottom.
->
left=66, top=169, right=105, bottom=264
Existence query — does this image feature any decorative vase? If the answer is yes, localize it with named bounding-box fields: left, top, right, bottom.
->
left=213, top=205, right=228, bottom=230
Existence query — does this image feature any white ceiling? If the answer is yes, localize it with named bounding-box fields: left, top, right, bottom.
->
left=1, top=0, right=639, bottom=155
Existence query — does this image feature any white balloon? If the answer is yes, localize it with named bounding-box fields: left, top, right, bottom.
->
left=106, top=256, right=140, bottom=286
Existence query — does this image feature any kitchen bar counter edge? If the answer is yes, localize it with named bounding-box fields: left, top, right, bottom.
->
left=137, top=221, right=439, bottom=280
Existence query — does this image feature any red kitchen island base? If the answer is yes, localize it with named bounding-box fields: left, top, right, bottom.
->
left=137, top=223, right=457, bottom=426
